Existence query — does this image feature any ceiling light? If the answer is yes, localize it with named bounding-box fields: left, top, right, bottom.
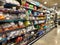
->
left=54, top=3, right=58, bottom=5
left=44, top=1, right=47, bottom=4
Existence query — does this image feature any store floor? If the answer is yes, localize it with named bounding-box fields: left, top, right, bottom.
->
left=32, top=25, right=60, bottom=45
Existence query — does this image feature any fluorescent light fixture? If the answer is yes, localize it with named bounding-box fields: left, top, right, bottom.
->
left=54, top=3, right=58, bottom=5
left=44, top=1, right=47, bottom=4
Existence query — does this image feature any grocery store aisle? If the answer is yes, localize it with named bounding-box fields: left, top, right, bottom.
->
left=32, top=25, right=60, bottom=45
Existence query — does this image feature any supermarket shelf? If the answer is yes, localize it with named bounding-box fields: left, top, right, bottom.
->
left=26, top=1, right=40, bottom=7
left=0, top=7, right=41, bottom=14
left=0, top=19, right=26, bottom=23
left=0, top=25, right=31, bottom=34
left=26, top=0, right=50, bottom=10
left=0, top=22, right=45, bottom=34
left=21, top=6, right=50, bottom=14
left=0, top=6, right=49, bottom=14
left=0, top=8, right=26, bottom=14
left=30, top=15, right=46, bottom=17
left=17, top=29, right=45, bottom=45
left=46, top=25, right=55, bottom=33
left=0, top=9, right=22, bottom=14
left=22, top=6, right=40, bottom=12
left=0, top=19, right=45, bottom=23
left=28, top=25, right=55, bottom=45
left=0, top=28, right=39, bottom=43
left=28, top=30, right=45, bottom=45
left=7, top=28, right=38, bottom=41
left=0, top=0, right=55, bottom=45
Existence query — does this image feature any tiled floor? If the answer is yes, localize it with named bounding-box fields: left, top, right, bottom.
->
left=32, top=26, right=60, bottom=45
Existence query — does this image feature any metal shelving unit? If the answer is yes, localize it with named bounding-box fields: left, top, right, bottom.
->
left=0, top=0, right=56, bottom=45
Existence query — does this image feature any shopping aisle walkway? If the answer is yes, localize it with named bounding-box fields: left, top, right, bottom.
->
left=32, top=26, right=60, bottom=45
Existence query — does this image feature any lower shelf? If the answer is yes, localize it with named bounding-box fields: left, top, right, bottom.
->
left=28, top=25, right=55, bottom=45
left=0, top=25, right=55, bottom=45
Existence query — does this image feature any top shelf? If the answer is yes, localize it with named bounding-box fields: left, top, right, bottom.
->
left=26, top=1, right=40, bottom=8
left=0, top=7, right=42, bottom=14
left=3, top=0, right=50, bottom=11
left=26, top=0, right=50, bottom=10
left=0, top=0, right=51, bottom=14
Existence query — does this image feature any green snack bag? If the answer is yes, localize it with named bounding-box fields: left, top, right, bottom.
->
left=34, top=25, right=40, bottom=29
left=29, top=4, right=33, bottom=9
left=28, top=10, right=31, bottom=15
